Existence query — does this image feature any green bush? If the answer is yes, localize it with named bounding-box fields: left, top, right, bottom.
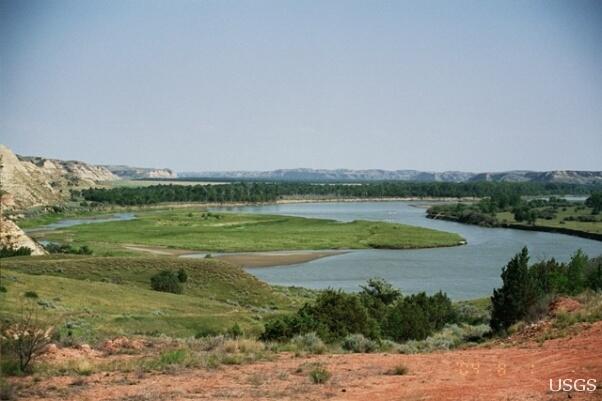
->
left=0, top=246, right=32, bottom=258
left=177, top=268, right=188, bottom=283
left=227, top=323, right=243, bottom=339
left=309, top=366, right=331, bottom=384
left=341, top=334, right=378, bottom=353
left=261, top=289, right=378, bottom=342
left=454, top=302, right=490, bottom=325
left=291, top=332, right=326, bottom=354
left=262, top=281, right=457, bottom=344
left=491, top=248, right=597, bottom=333
left=24, top=291, right=38, bottom=299
left=44, top=243, right=92, bottom=255
left=383, top=296, right=431, bottom=341
left=150, top=271, right=183, bottom=294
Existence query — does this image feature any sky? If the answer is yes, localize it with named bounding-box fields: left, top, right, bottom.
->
left=1, top=0, right=601, bottom=172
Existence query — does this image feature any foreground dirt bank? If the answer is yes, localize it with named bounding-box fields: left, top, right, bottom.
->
left=14, top=322, right=602, bottom=401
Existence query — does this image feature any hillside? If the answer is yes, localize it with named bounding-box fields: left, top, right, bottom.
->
left=179, top=168, right=602, bottom=184
left=0, top=255, right=313, bottom=338
left=0, top=144, right=118, bottom=211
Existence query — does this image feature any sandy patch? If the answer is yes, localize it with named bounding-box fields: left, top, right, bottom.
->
left=217, top=250, right=346, bottom=268
left=12, top=322, right=602, bottom=401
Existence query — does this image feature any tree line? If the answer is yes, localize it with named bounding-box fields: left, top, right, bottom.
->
left=75, top=182, right=601, bottom=206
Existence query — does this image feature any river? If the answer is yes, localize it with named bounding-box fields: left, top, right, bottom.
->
left=218, top=202, right=602, bottom=300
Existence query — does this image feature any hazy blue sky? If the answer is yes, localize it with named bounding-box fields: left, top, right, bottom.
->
left=1, top=0, right=601, bottom=172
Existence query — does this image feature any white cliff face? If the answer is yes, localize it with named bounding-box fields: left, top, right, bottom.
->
left=0, top=144, right=119, bottom=210
left=103, top=165, right=177, bottom=179
left=0, top=216, right=47, bottom=255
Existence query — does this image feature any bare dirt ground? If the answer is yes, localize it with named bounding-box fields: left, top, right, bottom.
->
left=14, top=321, right=602, bottom=401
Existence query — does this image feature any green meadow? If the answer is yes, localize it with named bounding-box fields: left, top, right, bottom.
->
left=30, top=208, right=465, bottom=254
left=496, top=205, right=602, bottom=235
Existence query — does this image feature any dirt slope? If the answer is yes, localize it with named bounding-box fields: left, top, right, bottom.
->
left=15, top=322, right=602, bottom=401
left=0, top=144, right=118, bottom=210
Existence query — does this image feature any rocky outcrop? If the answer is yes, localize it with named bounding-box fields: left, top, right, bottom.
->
left=0, top=144, right=118, bottom=211
left=0, top=216, right=46, bottom=255
left=104, top=165, right=176, bottom=179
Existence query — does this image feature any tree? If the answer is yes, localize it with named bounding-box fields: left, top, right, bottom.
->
left=566, top=250, right=587, bottom=295
left=585, top=257, right=602, bottom=291
left=490, top=247, right=537, bottom=332
left=150, top=270, right=183, bottom=294
left=585, top=192, right=602, bottom=214
left=359, top=277, right=401, bottom=321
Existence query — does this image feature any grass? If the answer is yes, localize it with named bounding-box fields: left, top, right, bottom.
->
left=28, top=208, right=464, bottom=254
left=497, top=206, right=601, bottom=235
left=0, top=256, right=315, bottom=340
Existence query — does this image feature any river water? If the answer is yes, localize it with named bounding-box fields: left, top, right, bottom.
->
left=219, top=202, right=602, bottom=300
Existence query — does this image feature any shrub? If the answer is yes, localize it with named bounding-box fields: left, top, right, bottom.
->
left=387, top=364, right=408, bottom=375
left=227, top=323, right=243, bottom=339
left=144, top=349, right=192, bottom=371
left=309, top=366, right=331, bottom=384
left=397, top=324, right=490, bottom=354
left=23, top=291, right=38, bottom=299
left=454, top=302, right=490, bottom=325
left=44, top=243, right=92, bottom=255
left=383, top=296, right=431, bottom=342
left=291, top=332, right=326, bottom=354
left=261, top=289, right=378, bottom=342
left=0, top=307, right=53, bottom=374
left=150, top=271, right=183, bottom=294
left=341, top=334, right=378, bottom=353
left=177, top=268, right=188, bottom=283
left=0, top=246, right=32, bottom=258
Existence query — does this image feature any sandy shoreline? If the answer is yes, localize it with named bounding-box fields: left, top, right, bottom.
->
left=122, top=244, right=346, bottom=267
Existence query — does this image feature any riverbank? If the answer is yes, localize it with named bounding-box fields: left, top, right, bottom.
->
left=121, top=244, right=346, bottom=267
left=428, top=213, right=602, bottom=242
left=17, top=197, right=475, bottom=228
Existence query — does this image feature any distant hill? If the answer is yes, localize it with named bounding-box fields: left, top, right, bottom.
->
left=104, top=165, right=176, bottom=179
left=179, top=168, right=602, bottom=184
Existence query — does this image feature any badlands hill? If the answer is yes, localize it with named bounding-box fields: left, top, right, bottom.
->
left=180, top=168, right=602, bottom=184
left=103, top=164, right=176, bottom=179
left=0, top=144, right=118, bottom=211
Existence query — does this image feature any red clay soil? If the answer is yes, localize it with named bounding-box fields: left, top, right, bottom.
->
left=15, top=322, right=602, bottom=401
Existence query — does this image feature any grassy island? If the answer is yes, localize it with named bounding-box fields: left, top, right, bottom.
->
left=30, top=208, right=465, bottom=254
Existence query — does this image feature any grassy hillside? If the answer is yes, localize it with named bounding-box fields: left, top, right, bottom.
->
left=0, top=256, right=314, bottom=341
left=30, top=209, right=464, bottom=254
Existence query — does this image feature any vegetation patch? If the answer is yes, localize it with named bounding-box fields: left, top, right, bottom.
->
left=29, top=209, right=464, bottom=254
